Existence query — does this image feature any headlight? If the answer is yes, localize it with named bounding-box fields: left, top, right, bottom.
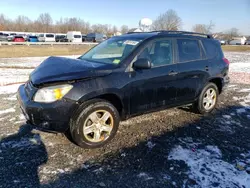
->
left=34, top=84, right=73, bottom=103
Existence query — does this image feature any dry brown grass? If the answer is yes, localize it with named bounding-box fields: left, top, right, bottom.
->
left=0, top=44, right=249, bottom=58
left=222, top=45, right=250, bottom=52
left=0, top=45, right=95, bottom=58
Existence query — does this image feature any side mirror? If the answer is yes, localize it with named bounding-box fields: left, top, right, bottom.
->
left=133, top=58, right=151, bottom=69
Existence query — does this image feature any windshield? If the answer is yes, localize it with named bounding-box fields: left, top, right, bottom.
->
left=79, top=37, right=142, bottom=64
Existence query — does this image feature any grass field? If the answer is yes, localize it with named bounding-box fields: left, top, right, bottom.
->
left=222, top=45, right=250, bottom=52
left=0, top=44, right=249, bottom=58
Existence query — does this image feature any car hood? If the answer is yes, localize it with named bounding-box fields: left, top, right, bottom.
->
left=30, top=56, right=114, bottom=85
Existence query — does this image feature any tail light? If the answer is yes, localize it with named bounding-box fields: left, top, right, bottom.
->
left=223, top=58, right=230, bottom=65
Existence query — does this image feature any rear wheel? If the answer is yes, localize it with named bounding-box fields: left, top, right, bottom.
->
left=193, top=83, right=219, bottom=114
left=69, top=99, right=120, bottom=149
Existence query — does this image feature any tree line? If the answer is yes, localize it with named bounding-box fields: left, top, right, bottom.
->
left=0, top=10, right=240, bottom=39
left=0, top=13, right=129, bottom=36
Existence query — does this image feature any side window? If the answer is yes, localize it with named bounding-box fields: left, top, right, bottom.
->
left=137, top=40, right=173, bottom=67
left=202, top=40, right=219, bottom=59
left=177, top=39, right=201, bottom=62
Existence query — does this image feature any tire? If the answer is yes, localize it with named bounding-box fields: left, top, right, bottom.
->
left=69, top=99, right=120, bottom=149
left=193, top=83, right=219, bottom=114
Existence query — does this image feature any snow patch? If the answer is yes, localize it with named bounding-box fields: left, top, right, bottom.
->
left=3, top=94, right=17, bottom=101
left=168, top=145, right=250, bottom=188
left=222, top=115, right=231, bottom=119
left=236, top=108, right=247, bottom=114
left=0, top=84, right=21, bottom=95
left=146, top=140, right=156, bottom=150
left=1, top=136, right=42, bottom=149
left=0, top=108, right=15, bottom=115
left=238, top=88, right=250, bottom=93
left=137, top=172, right=153, bottom=180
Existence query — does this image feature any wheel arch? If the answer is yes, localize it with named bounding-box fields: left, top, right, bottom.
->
left=78, top=91, right=125, bottom=119
left=208, top=77, right=223, bottom=94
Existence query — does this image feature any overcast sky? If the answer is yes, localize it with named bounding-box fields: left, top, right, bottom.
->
left=1, top=0, right=249, bottom=34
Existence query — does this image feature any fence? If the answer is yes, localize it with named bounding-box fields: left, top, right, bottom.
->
left=0, top=42, right=98, bottom=46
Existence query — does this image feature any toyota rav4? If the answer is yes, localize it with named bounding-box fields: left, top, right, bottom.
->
left=18, top=31, right=230, bottom=148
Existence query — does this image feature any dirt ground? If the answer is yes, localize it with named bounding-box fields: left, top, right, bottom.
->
left=0, top=52, right=249, bottom=187
left=0, top=83, right=249, bottom=187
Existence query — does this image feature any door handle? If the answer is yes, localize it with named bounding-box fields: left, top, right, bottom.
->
left=168, top=71, right=178, bottom=76
left=205, top=66, right=209, bottom=71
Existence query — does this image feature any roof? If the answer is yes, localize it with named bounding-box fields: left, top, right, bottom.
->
left=124, top=31, right=213, bottom=40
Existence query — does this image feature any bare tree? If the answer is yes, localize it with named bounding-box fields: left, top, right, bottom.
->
left=14, top=16, right=32, bottom=32
left=152, top=9, right=182, bottom=31
left=120, top=25, right=129, bottom=34
left=36, top=13, right=53, bottom=32
left=228, top=28, right=239, bottom=37
left=112, top=25, right=118, bottom=34
left=0, top=13, right=119, bottom=35
left=192, top=21, right=215, bottom=34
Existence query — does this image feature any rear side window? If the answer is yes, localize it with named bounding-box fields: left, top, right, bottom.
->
left=46, top=34, right=54, bottom=38
left=74, top=35, right=81, bottom=38
left=177, top=39, right=201, bottom=62
left=202, top=39, right=223, bottom=59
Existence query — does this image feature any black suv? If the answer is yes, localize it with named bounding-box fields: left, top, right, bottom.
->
left=18, top=31, right=230, bottom=148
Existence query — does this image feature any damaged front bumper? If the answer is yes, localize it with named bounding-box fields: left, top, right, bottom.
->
left=17, top=83, right=77, bottom=133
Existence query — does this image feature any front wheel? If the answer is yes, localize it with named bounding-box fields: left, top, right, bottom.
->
left=69, top=99, right=120, bottom=149
left=193, top=83, right=219, bottom=114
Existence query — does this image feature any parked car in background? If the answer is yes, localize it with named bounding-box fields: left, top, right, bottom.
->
left=27, top=35, right=39, bottom=42
left=86, top=33, right=107, bottom=43
left=217, top=39, right=226, bottom=45
left=67, top=31, right=82, bottom=42
left=229, top=37, right=246, bottom=45
left=7, top=33, right=16, bottom=41
left=82, top=34, right=87, bottom=42
left=12, top=36, right=25, bottom=42
left=18, top=31, right=230, bottom=148
left=55, top=35, right=66, bottom=42
left=0, top=33, right=9, bottom=41
left=58, top=36, right=69, bottom=42
left=38, top=33, right=55, bottom=42
left=19, top=33, right=28, bottom=41
left=245, top=39, right=250, bottom=45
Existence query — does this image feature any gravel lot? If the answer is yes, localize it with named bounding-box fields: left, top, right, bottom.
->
left=0, top=52, right=250, bottom=187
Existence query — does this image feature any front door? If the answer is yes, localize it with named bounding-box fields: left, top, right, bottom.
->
left=129, top=38, right=179, bottom=115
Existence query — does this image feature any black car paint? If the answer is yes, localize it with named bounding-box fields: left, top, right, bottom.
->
left=18, top=33, right=229, bottom=133
left=31, top=56, right=115, bottom=85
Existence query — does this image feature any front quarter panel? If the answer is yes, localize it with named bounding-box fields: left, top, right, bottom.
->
left=64, top=71, right=131, bottom=114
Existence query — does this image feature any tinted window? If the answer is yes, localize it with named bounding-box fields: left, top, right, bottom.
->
left=138, top=40, right=173, bottom=67
left=39, top=34, right=44, bottom=37
left=46, top=34, right=54, bottom=38
left=74, top=35, right=81, bottom=38
left=15, top=36, right=23, bottom=39
left=203, top=39, right=222, bottom=59
left=177, top=39, right=201, bottom=62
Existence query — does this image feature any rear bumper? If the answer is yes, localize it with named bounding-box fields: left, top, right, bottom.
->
left=222, top=75, right=230, bottom=92
left=17, top=84, right=77, bottom=133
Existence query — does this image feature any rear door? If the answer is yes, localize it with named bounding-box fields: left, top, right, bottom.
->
left=175, top=38, right=210, bottom=103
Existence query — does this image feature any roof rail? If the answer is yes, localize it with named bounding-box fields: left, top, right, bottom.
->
left=154, top=30, right=213, bottom=38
